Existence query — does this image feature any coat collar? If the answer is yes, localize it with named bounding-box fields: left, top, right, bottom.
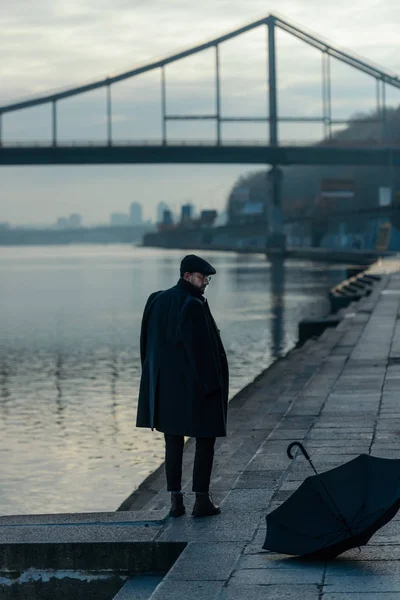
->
left=177, top=278, right=205, bottom=301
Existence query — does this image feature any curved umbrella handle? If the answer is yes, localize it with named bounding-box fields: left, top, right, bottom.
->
left=287, top=441, right=311, bottom=461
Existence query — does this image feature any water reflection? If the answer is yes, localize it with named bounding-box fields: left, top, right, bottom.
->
left=54, top=348, right=66, bottom=432
left=270, top=257, right=285, bottom=359
left=0, top=356, right=10, bottom=416
left=110, top=350, right=120, bottom=438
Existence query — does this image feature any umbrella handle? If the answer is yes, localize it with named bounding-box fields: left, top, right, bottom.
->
left=287, top=441, right=311, bottom=461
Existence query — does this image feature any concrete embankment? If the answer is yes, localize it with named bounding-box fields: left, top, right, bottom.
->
left=2, top=257, right=400, bottom=600
left=114, top=256, right=400, bottom=599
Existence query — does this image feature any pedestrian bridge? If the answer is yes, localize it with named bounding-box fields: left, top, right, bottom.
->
left=0, top=13, right=399, bottom=166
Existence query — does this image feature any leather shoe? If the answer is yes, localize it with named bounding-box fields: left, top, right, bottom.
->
left=169, top=492, right=185, bottom=518
left=192, top=493, right=221, bottom=517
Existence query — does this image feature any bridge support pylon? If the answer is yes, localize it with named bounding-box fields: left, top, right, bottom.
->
left=266, top=165, right=286, bottom=254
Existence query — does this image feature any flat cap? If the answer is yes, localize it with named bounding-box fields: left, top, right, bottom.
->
left=180, top=254, right=216, bottom=276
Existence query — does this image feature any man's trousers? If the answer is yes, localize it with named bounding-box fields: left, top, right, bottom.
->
left=164, top=434, right=216, bottom=493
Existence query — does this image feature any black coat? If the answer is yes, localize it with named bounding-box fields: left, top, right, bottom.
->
left=136, top=278, right=229, bottom=437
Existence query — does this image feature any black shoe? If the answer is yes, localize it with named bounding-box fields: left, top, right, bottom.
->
left=192, top=493, right=221, bottom=517
left=169, top=492, right=185, bottom=518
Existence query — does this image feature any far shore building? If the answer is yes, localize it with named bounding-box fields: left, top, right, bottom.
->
left=68, top=214, right=82, bottom=228
left=110, top=212, right=129, bottom=226
left=56, top=217, right=69, bottom=229
left=156, top=202, right=170, bottom=225
left=129, top=202, right=143, bottom=225
left=55, top=214, right=82, bottom=229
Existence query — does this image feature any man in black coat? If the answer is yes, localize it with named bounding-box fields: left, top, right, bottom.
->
left=136, top=254, right=229, bottom=517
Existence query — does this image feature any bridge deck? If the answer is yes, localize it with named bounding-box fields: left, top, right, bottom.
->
left=0, top=144, right=399, bottom=165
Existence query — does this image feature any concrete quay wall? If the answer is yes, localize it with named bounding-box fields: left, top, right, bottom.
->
left=115, top=257, right=400, bottom=599
left=2, top=257, right=400, bottom=599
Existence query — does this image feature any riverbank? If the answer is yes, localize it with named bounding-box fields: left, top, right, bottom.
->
left=3, top=258, right=400, bottom=599
left=142, top=222, right=395, bottom=265
left=112, top=256, right=400, bottom=599
left=0, top=224, right=154, bottom=246
left=143, top=240, right=393, bottom=265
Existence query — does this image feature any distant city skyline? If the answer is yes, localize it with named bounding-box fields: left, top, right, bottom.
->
left=3, top=199, right=221, bottom=229
left=1, top=0, right=400, bottom=226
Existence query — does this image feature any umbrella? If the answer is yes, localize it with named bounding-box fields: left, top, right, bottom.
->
left=263, top=441, right=400, bottom=559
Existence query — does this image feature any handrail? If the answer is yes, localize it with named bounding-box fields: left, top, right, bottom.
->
left=1, top=139, right=399, bottom=148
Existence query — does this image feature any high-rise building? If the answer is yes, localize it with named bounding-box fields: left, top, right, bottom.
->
left=181, top=204, right=193, bottom=223
left=156, top=202, right=170, bottom=224
left=189, top=203, right=197, bottom=219
left=56, top=217, right=69, bottom=229
left=214, top=210, right=228, bottom=227
left=162, top=210, right=173, bottom=225
left=68, top=213, right=82, bottom=228
left=129, top=202, right=143, bottom=225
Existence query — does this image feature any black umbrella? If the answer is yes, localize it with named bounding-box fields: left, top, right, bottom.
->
left=263, top=441, right=400, bottom=559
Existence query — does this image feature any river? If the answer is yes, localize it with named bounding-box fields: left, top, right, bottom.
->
left=0, top=245, right=347, bottom=514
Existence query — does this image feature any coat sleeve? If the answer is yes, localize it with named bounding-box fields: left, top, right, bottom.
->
left=140, top=291, right=162, bottom=367
left=179, top=298, right=222, bottom=396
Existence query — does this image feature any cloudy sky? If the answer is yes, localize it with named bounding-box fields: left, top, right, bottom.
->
left=1, top=0, right=400, bottom=226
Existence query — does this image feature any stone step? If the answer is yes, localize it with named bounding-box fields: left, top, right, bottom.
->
left=112, top=576, right=164, bottom=600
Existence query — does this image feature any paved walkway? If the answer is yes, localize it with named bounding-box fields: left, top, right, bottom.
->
left=2, top=259, right=400, bottom=599
left=122, top=258, right=400, bottom=599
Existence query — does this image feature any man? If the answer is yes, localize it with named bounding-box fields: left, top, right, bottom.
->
left=136, top=254, right=229, bottom=518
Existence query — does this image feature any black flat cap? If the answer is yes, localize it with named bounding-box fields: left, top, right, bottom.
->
left=180, top=254, right=216, bottom=276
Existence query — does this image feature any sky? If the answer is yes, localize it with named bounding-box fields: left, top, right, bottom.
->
left=1, top=0, right=400, bottom=226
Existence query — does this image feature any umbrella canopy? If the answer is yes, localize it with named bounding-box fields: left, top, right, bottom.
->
left=263, top=442, right=400, bottom=559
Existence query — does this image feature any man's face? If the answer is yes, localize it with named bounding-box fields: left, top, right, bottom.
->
left=185, top=272, right=211, bottom=294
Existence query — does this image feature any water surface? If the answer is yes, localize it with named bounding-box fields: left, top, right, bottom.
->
left=0, top=245, right=346, bottom=514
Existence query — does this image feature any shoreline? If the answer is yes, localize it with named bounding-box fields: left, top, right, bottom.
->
left=1, top=257, right=396, bottom=600
left=141, top=243, right=392, bottom=265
